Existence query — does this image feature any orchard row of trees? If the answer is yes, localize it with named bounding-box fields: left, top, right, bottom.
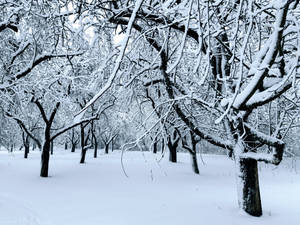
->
left=1, top=0, right=299, bottom=217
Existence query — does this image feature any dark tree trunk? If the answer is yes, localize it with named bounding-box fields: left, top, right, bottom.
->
left=168, top=146, right=177, bottom=162
left=167, top=138, right=177, bottom=163
left=111, top=138, right=114, bottom=152
left=153, top=138, right=158, bottom=154
left=191, top=152, right=199, bottom=174
left=40, top=140, right=51, bottom=177
left=24, top=144, right=29, bottom=159
left=50, top=141, right=54, bottom=155
left=64, top=140, right=68, bottom=150
left=80, top=124, right=86, bottom=164
left=236, top=158, right=262, bottom=217
left=22, top=133, right=30, bottom=158
left=10, top=144, right=14, bottom=152
left=167, top=132, right=180, bottom=163
left=161, top=138, right=165, bottom=153
left=93, top=138, right=98, bottom=158
left=71, top=143, right=76, bottom=152
left=80, top=149, right=87, bottom=164
left=105, top=144, right=109, bottom=154
left=191, top=133, right=200, bottom=174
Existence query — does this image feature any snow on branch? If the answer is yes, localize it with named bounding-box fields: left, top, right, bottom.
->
left=50, top=115, right=98, bottom=142
left=242, top=80, right=292, bottom=110
left=233, top=2, right=289, bottom=109
left=74, top=0, right=145, bottom=120
left=242, top=123, right=285, bottom=165
left=14, top=51, right=84, bottom=80
left=5, top=113, right=42, bottom=149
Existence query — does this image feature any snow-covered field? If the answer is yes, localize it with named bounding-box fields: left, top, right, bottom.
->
left=0, top=150, right=299, bottom=225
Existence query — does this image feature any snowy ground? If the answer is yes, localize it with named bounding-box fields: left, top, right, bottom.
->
left=0, top=150, right=299, bottom=225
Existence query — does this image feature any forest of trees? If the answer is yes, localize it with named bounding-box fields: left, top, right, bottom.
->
left=0, top=0, right=299, bottom=218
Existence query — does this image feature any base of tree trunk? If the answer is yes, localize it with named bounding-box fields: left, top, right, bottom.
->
left=236, top=158, right=262, bottom=217
left=94, top=145, right=98, bottom=158
left=40, top=150, right=50, bottom=177
left=80, top=149, right=87, bottom=164
left=105, top=145, right=109, bottom=154
left=24, top=146, right=29, bottom=159
left=169, top=148, right=177, bottom=163
left=191, top=153, right=199, bottom=174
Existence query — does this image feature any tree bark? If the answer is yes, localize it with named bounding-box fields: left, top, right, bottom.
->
left=50, top=141, right=54, bottom=155
left=161, top=138, right=165, bottom=153
left=80, top=124, right=86, bottom=164
left=71, top=143, right=76, bottom=152
left=24, top=144, right=29, bottom=158
left=40, top=140, right=51, bottom=177
left=105, top=143, right=109, bottom=154
left=64, top=140, right=68, bottom=150
left=167, top=138, right=177, bottom=163
left=93, top=138, right=98, bottom=158
left=80, top=149, right=87, bottom=164
left=191, top=133, right=200, bottom=174
left=236, top=157, right=262, bottom=216
left=153, top=138, right=158, bottom=154
left=191, top=152, right=199, bottom=174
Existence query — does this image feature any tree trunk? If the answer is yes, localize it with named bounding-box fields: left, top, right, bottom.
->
left=64, top=140, right=68, bottom=150
left=168, top=140, right=177, bottom=163
left=71, top=143, right=76, bottom=152
left=161, top=138, right=165, bottom=153
left=167, top=135, right=178, bottom=163
left=191, top=152, right=199, bottom=174
left=24, top=144, right=29, bottom=159
left=50, top=141, right=54, bottom=155
left=105, top=144, right=109, bottom=154
left=10, top=144, right=14, bottom=152
left=40, top=141, right=50, bottom=177
left=191, top=135, right=200, bottom=174
left=168, top=147, right=177, bottom=162
left=236, top=157, right=262, bottom=216
left=23, top=133, right=30, bottom=158
left=153, top=138, right=158, bottom=154
left=80, top=149, right=87, bottom=164
left=80, top=124, right=86, bottom=164
left=93, top=139, right=98, bottom=158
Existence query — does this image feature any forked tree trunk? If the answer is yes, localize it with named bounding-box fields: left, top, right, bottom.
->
left=235, top=157, right=262, bottom=216
left=167, top=134, right=180, bottom=163
left=167, top=138, right=177, bottom=163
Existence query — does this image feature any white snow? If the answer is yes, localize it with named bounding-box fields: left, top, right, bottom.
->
left=0, top=150, right=299, bottom=225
